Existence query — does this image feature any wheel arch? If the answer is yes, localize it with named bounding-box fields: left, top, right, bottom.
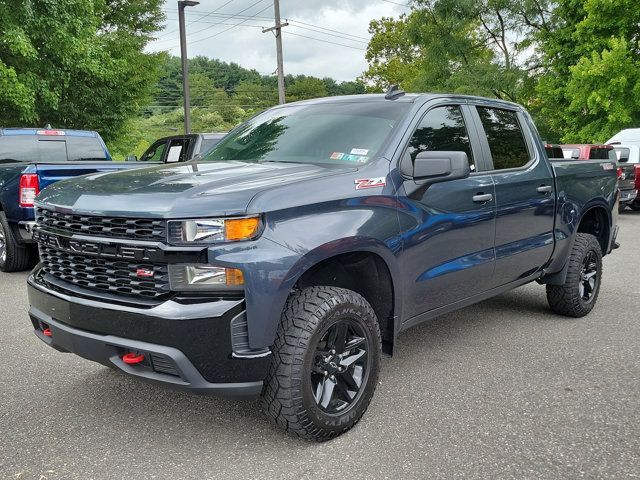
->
left=263, top=238, right=402, bottom=355
left=540, top=200, right=611, bottom=286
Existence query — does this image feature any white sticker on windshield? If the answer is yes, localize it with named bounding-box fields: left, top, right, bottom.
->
left=351, top=148, right=369, bottom=155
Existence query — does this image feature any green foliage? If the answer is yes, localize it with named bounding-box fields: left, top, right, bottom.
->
left=361, top=0, right=549, bottom=102
left=108, top=56, right=368, bottom=157
left=535, top=0, right=640, bottom=142
left=0, top=0, right=164, bottom=143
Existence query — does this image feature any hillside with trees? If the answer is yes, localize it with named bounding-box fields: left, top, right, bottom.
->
left=107, top=55, right=366, bottom=157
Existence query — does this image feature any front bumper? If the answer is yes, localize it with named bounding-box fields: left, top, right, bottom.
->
left=27, top=272, right=271, bottom=396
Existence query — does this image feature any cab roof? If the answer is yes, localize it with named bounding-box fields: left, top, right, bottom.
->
left=0, top=128, right=99, bottom=137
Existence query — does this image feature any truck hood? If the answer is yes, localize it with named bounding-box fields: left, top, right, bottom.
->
left=35, top=161, right=353, bottom=217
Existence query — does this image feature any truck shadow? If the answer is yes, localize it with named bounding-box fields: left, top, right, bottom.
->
left=48, top=284, right=556, bottom=450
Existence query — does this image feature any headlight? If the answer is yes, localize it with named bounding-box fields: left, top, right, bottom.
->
left=168, top=216, right=261, bottom=244
left=169, top=264, right=244, bottom=291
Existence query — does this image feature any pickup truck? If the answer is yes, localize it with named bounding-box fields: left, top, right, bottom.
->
left=129, top=133, right=226, bottom=163
left=612, top=144, right=640, bottom=211
left=27, top=93, right=619, bottom=441
left=0, top=128, right=143, bottom=272
left=561, top=143, right=636, bottom=212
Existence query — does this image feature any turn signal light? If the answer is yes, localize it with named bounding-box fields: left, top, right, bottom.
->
left=225, top=268, right=244, bottom=287
left=225, top=217, right=260, bottom=241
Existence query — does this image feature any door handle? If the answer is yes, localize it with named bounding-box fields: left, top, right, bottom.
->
left=537, top=185, right=553, bottom=193
left=472, top=193, right=493, bottom=203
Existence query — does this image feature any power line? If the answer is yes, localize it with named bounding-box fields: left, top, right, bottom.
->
left=286, top=24, right=368, bottom=45
left=185, top=0, right=269, bottom=41
left=284, top=31, right=367, bottom=51
left=187, top=3, right=273, bottom=45
left=156, top=0, right=238, bottom=39
left=381, top=0, right=412, bottom=7
left=286, top=19, right=370, bottom=42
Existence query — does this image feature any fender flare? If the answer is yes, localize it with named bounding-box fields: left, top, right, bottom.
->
left=540, top=199, right=612, bottom=286
left=260, top=236, right=403, bottom=349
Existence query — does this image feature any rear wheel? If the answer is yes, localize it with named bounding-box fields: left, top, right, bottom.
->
left=0, top=212, right=36, bottom=272
left=262, top=286, right=381, bottom=441
left=546, top=233, right=602, bottom=317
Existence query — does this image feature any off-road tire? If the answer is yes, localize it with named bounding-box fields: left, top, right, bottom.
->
left=0, top=211, right=36, bottom=272
left=546, top=233, right=602, bottom=317
left=261, top=286, right=382, bottom=441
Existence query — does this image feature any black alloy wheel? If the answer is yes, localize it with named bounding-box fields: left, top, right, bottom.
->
left=578, top=250, right=599, bottom=303
left=262, top=286, right=382, bottom=441
left=311, top=319, right=371, bottom=414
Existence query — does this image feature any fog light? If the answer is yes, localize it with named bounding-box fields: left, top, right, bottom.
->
left=169, top=265, right=244, bottom=291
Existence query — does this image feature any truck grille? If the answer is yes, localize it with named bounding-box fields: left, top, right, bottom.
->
left=35, top=208, right=166, bottom=242
left=39, top=245, right=170, bottom=298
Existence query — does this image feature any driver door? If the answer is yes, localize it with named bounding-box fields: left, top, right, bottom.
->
left=397, top=104, right=497, bottom=320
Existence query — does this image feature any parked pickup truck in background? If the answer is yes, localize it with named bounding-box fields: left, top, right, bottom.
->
left=0, top=128, right=145, bottom=272
left=128, top=133, right=226, bottom=163
left=560, top=143, right=636, bottom=212
left=612, top=143, right=640, bottom=211
left=28, top=93, right=619, bottom=441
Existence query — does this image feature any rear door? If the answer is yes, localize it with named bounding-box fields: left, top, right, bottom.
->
left=470, top=104, right=556, bottom=287
left=398, top=102, right=497, bottom=318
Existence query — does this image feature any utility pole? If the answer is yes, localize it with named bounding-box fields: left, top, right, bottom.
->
left=178, top=0, right=199, bottom=134
left=262, top=0, right=288, bottom=104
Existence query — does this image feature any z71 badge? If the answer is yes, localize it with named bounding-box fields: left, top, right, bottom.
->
left=354, top=177, right=386, bottom=190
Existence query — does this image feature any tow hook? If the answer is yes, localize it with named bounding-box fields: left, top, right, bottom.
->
left=42, top=327, right=52, bottom=337
left=122, top=352, right=145, bottom=365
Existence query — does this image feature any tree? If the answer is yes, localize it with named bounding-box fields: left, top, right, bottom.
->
left=535, top=0, right=640, bottom=142
left=362, top=0, right=552, bottom=102
left=287, top=77, right=328, bottom=101
left=0, top=0, right=164, bottom=142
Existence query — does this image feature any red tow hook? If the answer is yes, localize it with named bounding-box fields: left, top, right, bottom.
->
left=122, top=352, right=145, bottom=365
left=42, top=328, right=52, bottom=337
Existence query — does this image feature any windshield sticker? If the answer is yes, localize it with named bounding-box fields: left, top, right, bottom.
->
left=330, top=152, right=345, bottom=160
left=343, top=154, right=369, bottom=163
left=355, top=177, right=386, bottom=190
left=351, top=148, right=369, bottom=155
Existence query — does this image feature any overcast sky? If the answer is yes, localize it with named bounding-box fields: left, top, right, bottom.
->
left=148, top=0, right=408, bottom=81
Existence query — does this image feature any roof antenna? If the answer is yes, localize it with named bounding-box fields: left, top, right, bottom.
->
left=385, top=85, right=405, bottom=100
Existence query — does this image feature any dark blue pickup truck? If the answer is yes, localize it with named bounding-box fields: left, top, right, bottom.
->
left=27, top=93, right=618, bottom=441
left=0, top=128, right=149, bottom=271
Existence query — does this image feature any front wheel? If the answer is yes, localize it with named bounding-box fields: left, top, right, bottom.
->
left=262, top=286, right=382, bottom=441
left=546, top=233, right=602, bottom=317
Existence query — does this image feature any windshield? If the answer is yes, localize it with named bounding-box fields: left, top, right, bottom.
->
left=202, top=102, right=411, bottom=166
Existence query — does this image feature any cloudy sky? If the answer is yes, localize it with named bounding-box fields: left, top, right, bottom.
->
left=149, top=0, right=409, bottom=81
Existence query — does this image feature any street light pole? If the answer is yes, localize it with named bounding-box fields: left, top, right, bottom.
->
left=178, top=0, right=199, bottom=134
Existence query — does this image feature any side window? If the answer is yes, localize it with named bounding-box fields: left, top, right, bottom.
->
left=477, top=107, right=530, bottom=170
left=615, top=147, right=630, bottom=162
left=406, top=105, right=475, bottom=170
left=140, top=140, right=167, bottom=162
left=166, top=138, right=188, bottom=163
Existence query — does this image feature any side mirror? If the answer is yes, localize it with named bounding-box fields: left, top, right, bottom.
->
left=126, top=155, right=138, bottom=162
left=402, top=151, right=471, bottom=182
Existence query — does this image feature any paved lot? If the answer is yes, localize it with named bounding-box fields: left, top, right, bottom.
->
left=1, top=213, right=639, bottom=480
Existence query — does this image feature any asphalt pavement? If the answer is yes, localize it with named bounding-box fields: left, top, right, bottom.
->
left=1, top=213, right=639, bottom=479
